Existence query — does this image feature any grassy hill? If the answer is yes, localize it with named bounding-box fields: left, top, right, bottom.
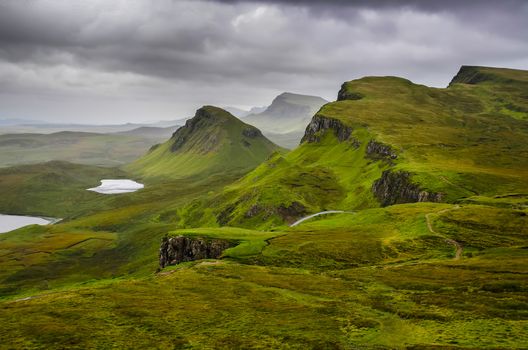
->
left=178, top=66, right=528, bottom=229
left=0, top=129, right=177, bottom=168
left=126, top=106, right=283, bottom=180
left=0, top=66, right=527, bottom=349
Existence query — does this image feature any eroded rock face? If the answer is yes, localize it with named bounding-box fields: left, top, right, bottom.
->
left=159, top=236, right=234, bottom=268
left=170, top=108, right=221, bottom=153
left=337, top=83, right=365, bottom=101
left=372, top=170, right=443, bottom=207
left=366, top=140, right=397, bottom=161
left=277, top=201, right=307, bottom=224
left=301, top=116, right=352, bottom=143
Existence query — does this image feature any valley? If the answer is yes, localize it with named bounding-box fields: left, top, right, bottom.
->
left=0, top=66, right=526, bottom=349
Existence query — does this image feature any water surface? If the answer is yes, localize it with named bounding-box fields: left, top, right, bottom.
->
left=0, top=214, right=54, bottom=233
left=87, top=179, right=144, bottom=194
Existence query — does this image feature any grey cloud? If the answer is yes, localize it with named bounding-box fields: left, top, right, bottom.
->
left=0, top=0, right=527, bottom=123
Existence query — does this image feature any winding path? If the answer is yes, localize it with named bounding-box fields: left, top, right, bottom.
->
left=425, top=206, right=463, bottom=260
left=290, top=210, right=354, bottom=227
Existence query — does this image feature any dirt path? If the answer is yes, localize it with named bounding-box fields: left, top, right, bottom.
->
left=425, top=206, right=463, bottom=260
left=290, top=210, right=354, bottom=227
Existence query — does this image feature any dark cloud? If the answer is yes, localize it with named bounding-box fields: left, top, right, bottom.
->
left=0, top=0, right=526, bottom=123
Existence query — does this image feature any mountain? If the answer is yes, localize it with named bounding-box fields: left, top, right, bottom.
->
left=244, top=92, right=329, bottom=133
left=0, top=118, right=46, bottom=126
left=243, top=92, right=328, bottom=148
left=126, top=106, right=283, bottom=179
left=0, top=120, right=183, bottom=135
left=114, top=126, right=178, bottom=139
left=223, top=106, right=251, bottom=118
left=224, top=106, right=268, bottom=118
left=182, top=66, right=528, bottom=229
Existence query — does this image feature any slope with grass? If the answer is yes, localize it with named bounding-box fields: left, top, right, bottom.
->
left=126, top=106, right=283, bottom=180
left=0, top=129, right=178, bottom=168
left=0, top=161, right=128, bottom=218
left=1, top=199, right=526, bottom=349
left=179, top=66, right=528, bottom=229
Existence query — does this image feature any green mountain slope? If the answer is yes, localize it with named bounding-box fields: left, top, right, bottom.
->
left=182, top=66, right=528, bottom=229
left=126, top=106, right=282, bottom=180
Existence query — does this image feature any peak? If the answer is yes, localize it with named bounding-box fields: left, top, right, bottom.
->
left=195, top=106, right=237, bottom=121
left=449, top=65, right=528, bottom=86
left=182, top=106, right=241, bottom=130
left=338, top=76, right=414, bottom=101
left=272, top=92, right=328, bottom=104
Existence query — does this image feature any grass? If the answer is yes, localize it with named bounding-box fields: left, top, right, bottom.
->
left=0, top=130, right=173, bottom=168
left=1, top=202, right=526, bottom=349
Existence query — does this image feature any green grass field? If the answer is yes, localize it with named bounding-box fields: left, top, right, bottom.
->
left=0, top=130, right=175, bottom=168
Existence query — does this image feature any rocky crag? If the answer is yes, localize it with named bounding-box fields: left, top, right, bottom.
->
left=159, top=236, right=234, bottom=268
left=372, top=170, right=444, bottom=206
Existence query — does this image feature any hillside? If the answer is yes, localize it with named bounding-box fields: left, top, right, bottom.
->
left=0, top=161, right=127, bottom=217
left=180, top=66, right=528, bottom=229
left=0, top=130, right=177, bottom=167
left=244, top=92, right=328, bottom=147
left=126, top=106, right=282, bottom=180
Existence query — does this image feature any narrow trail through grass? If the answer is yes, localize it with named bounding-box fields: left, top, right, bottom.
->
left=290, top=211, right=355, bottom=227
left=425, top=206, right=463, bottom=260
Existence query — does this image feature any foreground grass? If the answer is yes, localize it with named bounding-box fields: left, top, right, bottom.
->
left=1, top=202, right=526, bottom=349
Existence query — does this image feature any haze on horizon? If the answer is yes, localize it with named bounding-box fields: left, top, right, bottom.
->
left=0, top=0, right=527, bottom=124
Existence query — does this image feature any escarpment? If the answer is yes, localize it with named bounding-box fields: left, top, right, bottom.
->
left=159, top=236, right=234, bottom=268
left=372, top=170, right=444, bottom=206
left=301, top=115, right=352, bottom=143
left=170, top=107, right=222, bottom=153
left=366, top=140, right=397, bottom=162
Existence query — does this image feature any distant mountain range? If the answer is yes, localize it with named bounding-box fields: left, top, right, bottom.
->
left=0, top=119, right=185, bottom=135
left=244, top=92, right=328, bottom=134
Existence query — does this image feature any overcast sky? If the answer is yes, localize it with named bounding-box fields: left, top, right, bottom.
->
left=0, top=0, right=527, bottom=124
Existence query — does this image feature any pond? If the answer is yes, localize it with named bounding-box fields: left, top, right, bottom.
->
left=87, top=179, right=144, bottom=194
left=0, top=214, right=57, bottom=233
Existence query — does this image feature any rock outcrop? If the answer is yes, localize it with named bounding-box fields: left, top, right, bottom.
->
left=301, top=116, right=352, bottom=143
left=366, top=140, right=397, bottom=161
left=159, top=236, right=234, bottom=268
left=372, top=170, right=444, bottom=207
left=170, top=107, right=223, bottom=153
left=337, top=83, right=365, bottom=101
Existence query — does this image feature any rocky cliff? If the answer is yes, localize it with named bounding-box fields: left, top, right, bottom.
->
left=366, top=140, right=397, bottom=162
left=372, top=170, right=444, bottom=206
left=159, top=236, right=234, bottom=268
left=301, top=116, right=352, bottom=143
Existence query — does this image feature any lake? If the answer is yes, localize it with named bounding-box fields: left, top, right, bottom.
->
left=0, top=214, right=56, bottom=233
left=87, top=179, right=144, bottom=194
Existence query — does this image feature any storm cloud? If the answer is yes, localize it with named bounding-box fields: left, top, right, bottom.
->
left=0, top=0, right=527, bottom=123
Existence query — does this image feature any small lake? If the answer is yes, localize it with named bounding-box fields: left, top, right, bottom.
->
left=0, top=214, right=56, bottom=234
left=87, top=179, right=144, bottom=194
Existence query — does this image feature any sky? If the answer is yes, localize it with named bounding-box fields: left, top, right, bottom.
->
left=0, top=0, right=527, bottom=124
